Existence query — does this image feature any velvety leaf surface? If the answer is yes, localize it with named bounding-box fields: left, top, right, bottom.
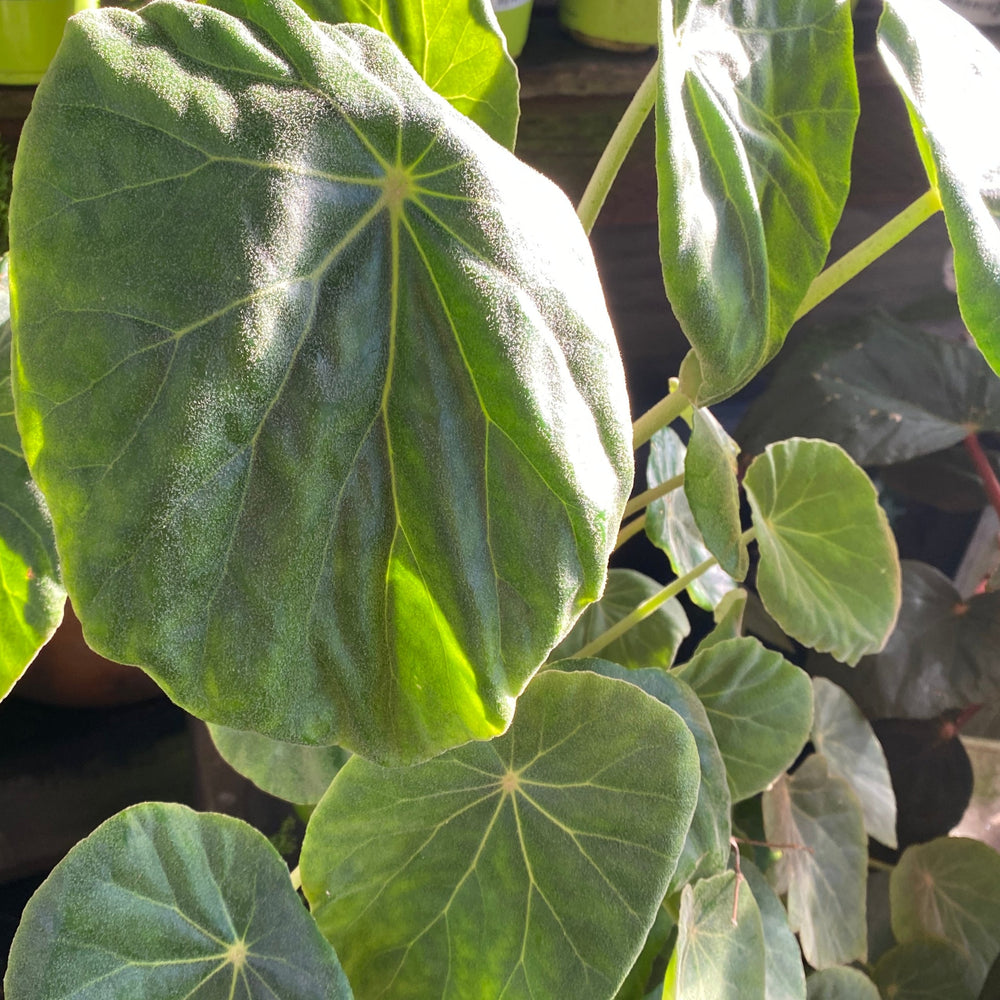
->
left=804, top=967, right=879, bottom=1000
left=676, top=636, right=813, bottom=803
left=738, top=314, right=1000, bottom=465
left=661, top=872, right=766, bottom=1000
left=810, top=677, right=897, bottom=848
left=208, top=723, right=349, bottom=805
left=873, top=938, right=978, bottom=1000
left=656, top=0, right=858, bottom=403
left=548, top=569, right=690, bottom=670
left=762, top=754, right=867, bottom=969
left=551, top=659, right=729, bottom=895
left=646, top=427, right=735, bottom=611
left=890, top=837, right=1000, bottom=992
left=810, top=561, right=1000, bottom=720
left=300, top=669, right=700, bottom=1000
left=742, top=860, right=806, bottom=1000
left=744, top=439, right=900, bottom=665
left=295, top=0, right=518, bottom=148
left=614, top=906, right=675, bottom=1000
left=685, top=408, right=747, bottom=580
left=879, top=0, right=1000, bottom=375
left=10, top=0, right=632, bottom=762
left=0, top=256, right=65, bottom=700
left=699, top=588, right=747, bottom=651
left=4, top=803, right=352, bottom=999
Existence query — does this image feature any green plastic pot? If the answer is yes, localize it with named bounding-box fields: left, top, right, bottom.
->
left=558, top=0, right=657, bottom=51
left=493, top=0, right=533, bottom=59
left=0, top=0, right=99, bottom=85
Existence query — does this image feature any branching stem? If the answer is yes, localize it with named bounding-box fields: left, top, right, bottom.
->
left=624, top=473, right=684, bottom=518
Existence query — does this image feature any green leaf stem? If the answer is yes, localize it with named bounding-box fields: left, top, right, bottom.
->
left=744, top=439, right=900, bottom=665
left=300, top=669, right=700, bottom=1000
left=10, top=0, right=631, bottom=763
left=878, top=0, right=1000, bottom=375
left=295, top=0, right=518, bottom=148
left=4, top=803, right=352, bottom=999
left=657, top=0, right=858, bottom=403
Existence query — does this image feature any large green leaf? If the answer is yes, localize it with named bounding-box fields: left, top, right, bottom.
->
left=878, top=0, right=1000, bottom=376
left=548, top=569, right=690, bottom=670
left=804, top=968, right=879, bottom=1000
left=0, top=255, right=65, bottom=700
left=744, top=439, right=900, bottom=665
left=657, top=0, right=858, bottom=404
left=891, top=837, right=1000, bottom=992
left=873, top=938, right=979, bottom=1000
left=10, top=0, right=632, bottom=763
left=742, top=860, right=806, bottom=1000
left=208, top=723, right=349, bottom=805
left=661, top=871, right=766, bottom=1000
left=295, top=0, right=518, bottom=149
left=685, top=407, right=747, bottom=580
left=300, top=669, right=700, bottom=1000
left=810, top=677, right=897, bottom=848
left=676, top=636, right=813, bottom=803
left=762, top=754, right=867, bottom=970
left=4, top=802, right=352, bottom=999
left=646, top=427, right=736, bottom=611
left=738, top=314, right=1000, bottom=466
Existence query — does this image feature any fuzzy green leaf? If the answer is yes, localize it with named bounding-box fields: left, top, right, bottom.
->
left=742, top=860, right=806, bottom=1000
left=4, top=803, right=352, bottom=999
left=677, top=636, right=813, bottom=803
left=878, top=0, right=1000, bottom=376
left=10, top=0, right=631, bottom=763
left=657, top=0, right=858, bottom=403
left=873, top=938, right=979, bottom=1000
left=744, top=439, right=900, bottom=665
left=300, top=670, right=700, bottom=1000
left=295, top=0, right=518, bottom=149
left=0, top=256, right=65, bottom=700
left=805, top=968, right=879, bottom=1000
left=763, top=754, right=868, bottom=969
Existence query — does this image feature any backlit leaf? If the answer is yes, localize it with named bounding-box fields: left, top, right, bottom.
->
left=677, top=636, right=812, bottom=803
left=878, top=0, right=1000, bottom=376
left=300, top=669, right=700, bottom=1000
left=744, top=439, right=900, bottom=665
left=4, top=803, right=352, bottom=999
left=295, top=0, right=518, bottom=148
left=0, top=256, right=65, bottom=700
left=762, top=754, right=867, bottom=969
left=657, top=0, right=858, bottom=403
left=10, top=0, right=631, bottom=763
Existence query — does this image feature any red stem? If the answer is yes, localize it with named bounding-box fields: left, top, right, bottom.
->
left=964, top=433, right=1000, bottom=522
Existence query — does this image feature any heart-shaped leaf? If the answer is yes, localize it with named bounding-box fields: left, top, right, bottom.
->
left=744, top=438, right=900, bottom=665
left=10, top=0, right=631, bottom=763
left=811, top=677, right=897, bottom=848
left=763, top=754, right=868, bottom=969
left=878, top=0, right=1000, bottom=376
left=805, top=967, right=879, bottom=1000
left=676, top=636, right=813, bottom=803
left=646, top=428, right=736, bottom=611
left=890, top=837, right=1000, bottom=992
left=208, top=723, right=350, bottom=805
left=657, top=0, right=858, bottom=403
left=548, top=569, right=690, bottom=670
left=4, top=803, right=352, bottom=999
left=742, top=860, right=806, bottom=1000
left=0, top=256, right=65, bottom=700
left=299, top=669, right=700, bottom=1000
left=738, top=314, right=1000, bottom=466
left=661, top=871, right=766, bottom=1000
left=294, top=0, right=518, bottom=149
left=685, top=407, right=747, bottom=580
left=873, top=938, right=979, bottom=1000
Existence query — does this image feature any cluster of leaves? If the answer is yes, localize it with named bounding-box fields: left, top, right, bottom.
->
left=1, top=0, right=1000, bottom=997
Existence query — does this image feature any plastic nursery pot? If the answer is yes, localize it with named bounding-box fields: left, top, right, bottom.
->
left=493, top=0, right=533, bottom=59
left=557, top=0, right=656, bottom=51
left=0, top=0, right=99, bottom=86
